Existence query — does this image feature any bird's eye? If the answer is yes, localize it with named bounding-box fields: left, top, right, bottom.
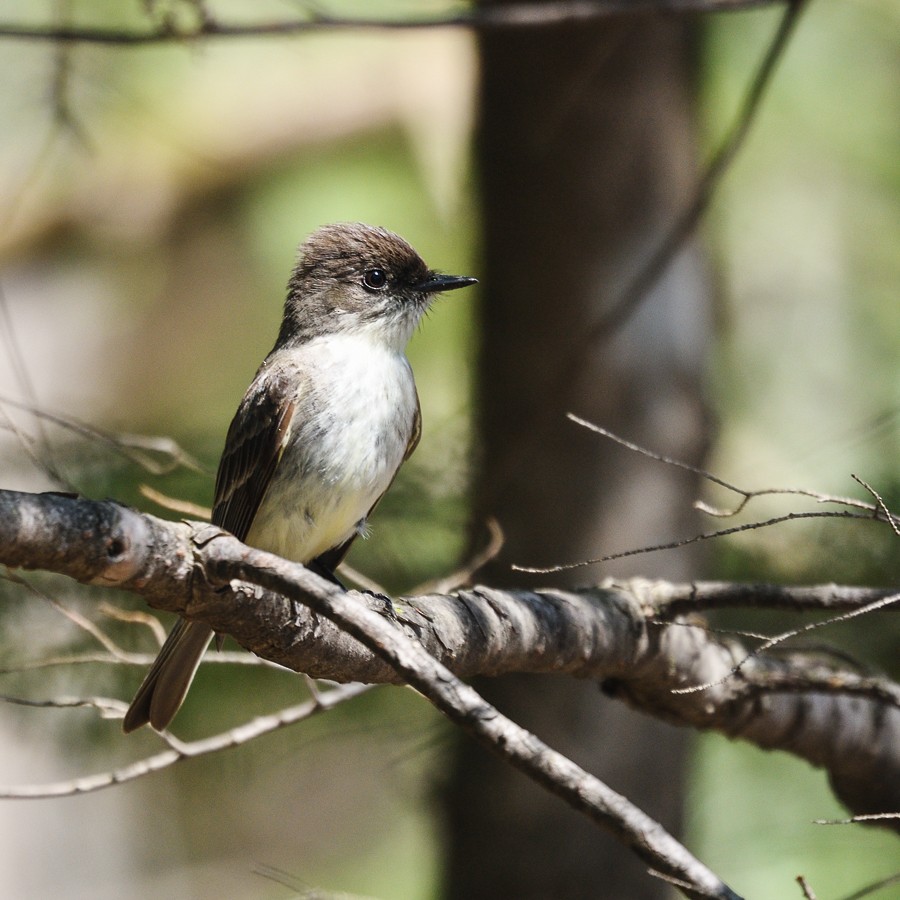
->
left=363, top=268, right=388, bottom=290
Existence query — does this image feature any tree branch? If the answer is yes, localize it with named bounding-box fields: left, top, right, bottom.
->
left=643, top=580, right=900, bottom=616
left=1, top=490, right=746, bottom=898
left=1, top=488, right=898, bottom=837
left=0, top=2, right=788, bottom=46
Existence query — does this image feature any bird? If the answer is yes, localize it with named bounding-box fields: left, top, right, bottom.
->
left=123, top=222, right=477, bottom=732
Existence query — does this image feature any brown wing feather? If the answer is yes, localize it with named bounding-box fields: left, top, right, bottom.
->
left=123, top=367, right=298, bottom=733
left=403, top=392, right=422, bottom=463
left=211, top=368, right=296, bottom=541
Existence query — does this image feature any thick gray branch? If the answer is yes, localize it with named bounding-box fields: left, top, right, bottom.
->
left=1, top=490, right=741, bottom=898
left=1, top=489, right=897, bottom=832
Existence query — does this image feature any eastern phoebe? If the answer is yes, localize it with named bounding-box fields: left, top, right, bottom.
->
left=123, top=223, right=476, bottom=732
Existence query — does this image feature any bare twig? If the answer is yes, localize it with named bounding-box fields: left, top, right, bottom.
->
left=0, top=651, right=144, bottom=675
left=837, top=871, right=900, bottom=900
left=813, top=813, right=900, bottom=826
left=0, top=2, right=790, bottom=46
left=1, top=692, right=127, bottom=719
left=0, top=393, right=207, bottom=475
left=670, top=592, right=900, bottom=696
left=333, top=563, right=387, bottom=595
left=852, top=473, right=900, bottom=537
left=0, top=648, right=264, bottom=676
left=0, top=682, right=372, bottom=799
left=414, top=516, right=504, bottom=595
left=514, top=509, right=869, bottom=574
left=2, top=568, right=138, bottom=660
left=569, top=413, right=885, bottom=520
left=49, top=0, right=93, bottom=150
left=0, top=289, right=72, bottom=490
left=514, top=417, right=898, bottom=575
left=586, top=0, right=806, bottom=336
left=97, top=602, right=168, bottom=645
left=139, top=485, right=211, bottom=520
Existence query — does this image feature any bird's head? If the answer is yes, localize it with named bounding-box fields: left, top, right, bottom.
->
left=280, top=223, right=477, bottom=350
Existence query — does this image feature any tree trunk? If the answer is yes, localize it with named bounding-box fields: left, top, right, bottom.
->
left=443, top=11, right=712, bottom=899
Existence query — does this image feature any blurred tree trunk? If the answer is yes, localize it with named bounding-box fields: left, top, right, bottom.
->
left=442, top=11, right=712, bottom=900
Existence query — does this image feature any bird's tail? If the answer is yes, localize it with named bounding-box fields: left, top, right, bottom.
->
left=122, top=619, right=213, bottom=733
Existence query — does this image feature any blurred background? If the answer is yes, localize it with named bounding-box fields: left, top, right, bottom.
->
left=0, top=1, right=898, bottom=898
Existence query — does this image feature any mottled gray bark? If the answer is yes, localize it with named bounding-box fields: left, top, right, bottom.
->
left=1, top=488, right=897, bottom=828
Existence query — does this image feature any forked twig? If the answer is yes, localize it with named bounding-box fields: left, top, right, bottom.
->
left=514, top=415, right=897, bottom=575
left=0, top=681, right=372, bottom=799
left=670, top=592, right=900, bottom=696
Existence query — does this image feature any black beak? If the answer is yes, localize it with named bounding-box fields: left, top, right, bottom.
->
left=415, top=273, right=478, bottom=294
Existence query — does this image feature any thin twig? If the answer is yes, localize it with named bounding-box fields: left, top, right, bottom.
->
left=570, top=414, right=888, bottom=520
left=0, top=2, right=790, bottom=46
left=837, top=871, right=900, bottom=900
left=415, top=517, right=504, bottom=595
left=586, top=0, right=806, bottom=337
left=0, top=681, right=372, bottom=799
left=0, top=649, right=263, bottom=676
left=0, top=393, right=207, bottom=475
left=0, top=287, right=70, bottom=488
left=852, top=473, right=900, bottom=537
left=670, top=592, right=900, bottom=695
left=813, top=813, right=900, bottom=826
left=50, top=0, right=93, bottom=151
left=97, top=602, right=168, bottom=645
left=514, top=417, right=897, bottom=574
left=335, top=563, right=387, bottom=595
left=139, top=485, right=211, bottom=520
left=2, top=568, right=140, bottom=660
left=0, top=693, right=127, bottom=719
left=513, top=510, right=868, bottom=574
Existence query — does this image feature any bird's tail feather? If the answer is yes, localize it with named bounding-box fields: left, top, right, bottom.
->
left=122, top=619, right=213, bottom=733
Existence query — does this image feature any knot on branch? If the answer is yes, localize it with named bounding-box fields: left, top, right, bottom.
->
left=88, top=504, right=152, bottom=586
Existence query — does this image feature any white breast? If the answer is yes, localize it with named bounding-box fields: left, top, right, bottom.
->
left=246, top=334, right=418, bottom=563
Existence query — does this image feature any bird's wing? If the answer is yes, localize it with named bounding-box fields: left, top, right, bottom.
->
left=211, top=367, right=297, bottom=541
left=124, top=366, right=298, bottom=733
left=403, top=393, right=422, bottom=463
